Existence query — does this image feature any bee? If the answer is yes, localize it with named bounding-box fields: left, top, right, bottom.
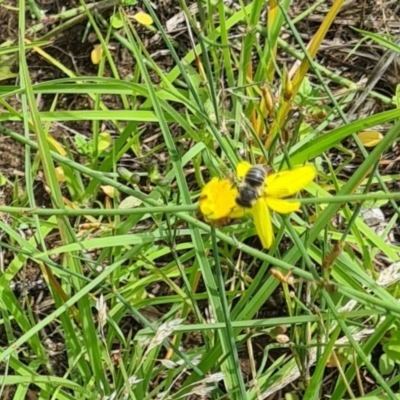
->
left=236, top=165, right=268, bottom=208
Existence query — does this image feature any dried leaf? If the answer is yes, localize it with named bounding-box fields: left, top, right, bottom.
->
left=358, top=131, right=383, bottom=147
left=203, top=372, right=225, bottom=383
left=91, top=45, right=103, bottom=65
left=133, top=11, right=153, bottom=26
left=160, top=359, right=178, bottom=369
left=275, top=334, right=290, bottom=344
left=102, top=185, right=116, bottom=198
left=326, top=351, right=346, bottom=368
left=47, top=135, right=66, bottom=156
left=128, top=375, right=143, bottom=385
left=361, top=207, right=385, bottom=227
left=96, top=294, right=107, bottom=329
left=376, top=262, right=400, bottom=287
left=55, top=166, right=65, bottom=182
left=147, top=319, right=184, bottom=352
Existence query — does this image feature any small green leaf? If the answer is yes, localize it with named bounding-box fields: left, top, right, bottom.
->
left=352, top=27, right=400, bottom=55
left=119, top=196, right=142, bottom=209
left=393, top=84, right=400, bottom=109
left=0, top=65, right=18, bottom=81
left=379, top=353, right=395, bottom=375
left=0, top=55, right=18, bottom=81
left=204, top=98, right=217, bottom=124
left=387, top=343, right=400, bottom=359
left=0, top=173, right=7, bottom=186
left=74, top=135, right=92, bottom=156
left=110, top=13, right=124, bottom=29
left=299, top=77, right=312, bottom=97
left=363, top=191, right=389, bottom=208
left=98, top=132, right=111, bottom=153
left=285, top=393, right=300, bottom=400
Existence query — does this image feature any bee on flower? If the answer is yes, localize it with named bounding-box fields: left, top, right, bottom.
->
left=198, top=161, right=316, bottom=249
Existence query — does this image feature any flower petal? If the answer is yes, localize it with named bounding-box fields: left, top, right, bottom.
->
left=253, top=198, right=274, bottom=249
left=228, top=206, right=248, bottom=219
left=266, top=198, right=300, bottom=214
left=199, top=178, right=238, bottom=220
left=266, top=165, right=316, bottom=198
left=236, top=161, right=252, bottom=180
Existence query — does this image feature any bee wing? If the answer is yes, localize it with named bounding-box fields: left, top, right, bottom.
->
left=266, top=165, right=316, bottom=198
left=253, top=198, right=274, bottom=249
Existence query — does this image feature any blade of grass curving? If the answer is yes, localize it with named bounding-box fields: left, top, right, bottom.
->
left=2, top=78, right=195, bottom=103
left=352, top=27, right=400, bottom=54
left=0, top=109, right=169, bottom=122
left=20, top=44, right=65, bottom=381
left=1, top=374, right=87, bottom=396
left=288, top=108, right=400, bottom=165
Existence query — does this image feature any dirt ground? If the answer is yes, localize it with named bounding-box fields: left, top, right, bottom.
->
left=1, top=0, right=400, bottom=398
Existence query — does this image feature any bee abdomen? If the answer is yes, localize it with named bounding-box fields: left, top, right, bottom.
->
left=236, top=187, right=258, bottom=208
left=244, top=166, right=266, bottom=187
left=235, top=165, right=267, bottom=208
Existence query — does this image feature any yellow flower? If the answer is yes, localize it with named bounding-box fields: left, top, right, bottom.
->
left=198, top=162, right=316, bottom=249
left=237, top=161, right=316, bottom=249
left=198, top=177, right=246, bottom=221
